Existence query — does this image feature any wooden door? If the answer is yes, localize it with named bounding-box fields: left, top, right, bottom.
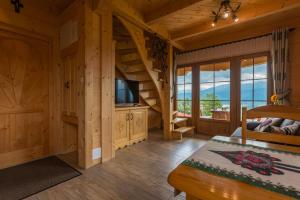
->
left=115, top=110, right=130, bottom=149
left=0, top=30, right=49, bottom=169
left=129, top=109, right=147, bottom=142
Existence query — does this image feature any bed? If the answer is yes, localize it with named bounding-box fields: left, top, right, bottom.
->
left=241, top=105, right=300, bottom=146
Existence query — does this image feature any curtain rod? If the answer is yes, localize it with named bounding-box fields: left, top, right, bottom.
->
left=178, top=28, right=296, bottom=55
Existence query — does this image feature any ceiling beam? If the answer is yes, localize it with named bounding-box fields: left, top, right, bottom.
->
left=171, top=1, right=300, bottom=41
left=145, top=0, right=204, bottom=25
left=110, top=0, right=185, bottom=50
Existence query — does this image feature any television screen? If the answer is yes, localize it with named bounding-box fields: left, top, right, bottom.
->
left=115, top=79, right=139, bottom=104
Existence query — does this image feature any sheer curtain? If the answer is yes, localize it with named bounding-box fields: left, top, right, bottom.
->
left=271, top=28, right=290, bottom=104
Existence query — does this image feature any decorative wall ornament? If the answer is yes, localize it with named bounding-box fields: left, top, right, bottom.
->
left=11, top=0, right=23, bottom=13
left=146, top=33, right=168, bottom=85
left=211, top=0, right=241, bottom=27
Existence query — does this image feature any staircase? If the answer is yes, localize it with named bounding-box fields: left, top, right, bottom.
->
left=171, top=111, right=195, bottom=140
left=113, top=17, right=163, bottom=113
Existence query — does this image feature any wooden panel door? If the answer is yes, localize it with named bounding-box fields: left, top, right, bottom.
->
left=115, top=110, right=130, bottom=149
left=129, top=109, right=147, bottom=142
left=0, top=30, right=49, bottom=169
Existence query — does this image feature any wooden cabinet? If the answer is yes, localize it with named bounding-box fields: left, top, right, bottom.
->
left=115, top=107, right=148, bottom=149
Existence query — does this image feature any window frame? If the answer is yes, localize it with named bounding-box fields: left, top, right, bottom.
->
left=199, top=61, right=231, bottom=120
left=175, top=65, right=193, bottom=118
left=174, top=52, right=271, bottom=129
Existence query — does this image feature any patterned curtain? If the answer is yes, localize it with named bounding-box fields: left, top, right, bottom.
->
left=271, top=28, right=290, bottom=104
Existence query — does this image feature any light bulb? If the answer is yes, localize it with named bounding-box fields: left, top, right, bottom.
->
left=211, top=22, right=216, bottom=27
left=223, top=11, right=230, bottom=18
left=234, top=17, right=239, bottom=22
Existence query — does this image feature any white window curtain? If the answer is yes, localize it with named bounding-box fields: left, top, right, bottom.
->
left=175, top=36, right=272, bottom=66
left=271, top=28, right=290, bottom=104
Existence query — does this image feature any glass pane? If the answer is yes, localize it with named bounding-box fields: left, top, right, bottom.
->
left=254, top=79, right=267, bottom=101
left=215, top=62, right=230, bottom=82
left=185, top=67, right=192, bottom=84
left=241, top=58, right=253, bottom=80
left=184, top=84, right=192, bottom=100
left=241, top=101, right=253, bottom=110
left=176, top=85, right=184, bottom=100
left=184, top=101, right=192, bottom=117
left=177, top=101, right=185, bottom=116
left=200, top=83, right=214, bottom=100
left=215, top=82, right=230, bottom=100
left=220, top=101, right=230, bottom=111
left=200, top=64, right=214, bottom=83
left=254, top=101, right=267, bottom=108
left=200, top=101, right=213, bottom=118
left=212, top=101, right=230, bottom=120
left=241, top=80, right=253, bottom=101
left=254, top=56, right=268, bottom=79
left=176, top=68, right=185, bottom=84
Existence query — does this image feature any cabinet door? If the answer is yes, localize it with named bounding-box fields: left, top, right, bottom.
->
left=129, top=109, right=147, bottom=141
left=115, top=110, right=130, bottom=149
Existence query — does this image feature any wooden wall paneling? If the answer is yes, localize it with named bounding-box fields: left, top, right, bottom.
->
left=99, top=4, right=114, bottom=163
left=84, top=1, right=101, bottom=167
left=58, top=0, right=84, bottom=167
left=0, top=1, right=57, bottom=38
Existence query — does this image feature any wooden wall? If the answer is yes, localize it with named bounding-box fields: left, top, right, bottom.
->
left=0, top=1, right=61, bottom=169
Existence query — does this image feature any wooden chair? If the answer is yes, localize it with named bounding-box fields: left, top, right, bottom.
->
left=241, top=105, right=300, bottom=146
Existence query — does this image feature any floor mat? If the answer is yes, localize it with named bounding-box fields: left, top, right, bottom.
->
left=0, top=156, right=81, bottom=200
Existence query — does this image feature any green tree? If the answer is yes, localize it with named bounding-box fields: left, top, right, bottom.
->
left=201, top=93, right=222, bottom=117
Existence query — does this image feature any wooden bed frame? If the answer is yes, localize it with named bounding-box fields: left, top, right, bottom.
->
left=242, top=105, right=300, bottom=146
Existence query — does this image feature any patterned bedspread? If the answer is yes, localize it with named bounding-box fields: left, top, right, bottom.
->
left=182, top=139, right=300, bottom=199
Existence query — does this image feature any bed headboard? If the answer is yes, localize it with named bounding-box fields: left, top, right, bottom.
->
left=241, top=105, right=300, bottom=146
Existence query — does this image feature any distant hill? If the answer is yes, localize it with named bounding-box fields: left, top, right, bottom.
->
left=177, top=81, right=267, bottom=100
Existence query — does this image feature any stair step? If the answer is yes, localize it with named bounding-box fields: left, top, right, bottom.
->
left=172, top=118, right=188, bottom=124
left=123, top=59, right=142, bottom=65
left=121, top=53, right=140, bottom=62
left=153, top=67, right=162, bottom=73
left=116, top=41, right=136, bottom=50
left=144, top=97, right=157, bottom=106
left=125, top=70, right=145, bottom=74
left=140, top=89, right=155, bottom=92
left=116, top=48, right=137, bottom=55
left=151, top=105, right=161, bottom=112
left=173, top=127, right=195, bottom=134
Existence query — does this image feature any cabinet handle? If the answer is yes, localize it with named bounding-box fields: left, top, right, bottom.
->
left=130, top=113, right=133, bottom=120
left=126, top=113, right=129, bottom=121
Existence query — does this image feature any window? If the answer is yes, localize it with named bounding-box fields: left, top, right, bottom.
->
left=176, top=66, right=192, bottom=117
left=240, top=56, right=268, bottom=111
left=199, top=62, right=230, bottom=120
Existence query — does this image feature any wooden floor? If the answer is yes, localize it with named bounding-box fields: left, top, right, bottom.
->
left=27, top=129, right=209, bottom=200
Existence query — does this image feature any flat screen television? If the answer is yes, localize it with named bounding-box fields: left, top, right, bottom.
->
left=115, top=79, right=139, bottom=105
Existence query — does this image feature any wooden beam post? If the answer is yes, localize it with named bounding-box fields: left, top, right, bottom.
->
left=163, top=44, right=174, bottom=140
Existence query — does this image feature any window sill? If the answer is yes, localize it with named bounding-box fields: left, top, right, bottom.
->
left=199, top=118, right=230, bottom=123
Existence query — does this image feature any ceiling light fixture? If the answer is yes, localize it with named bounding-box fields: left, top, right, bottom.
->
left=211, top=0, right=241, bottom=27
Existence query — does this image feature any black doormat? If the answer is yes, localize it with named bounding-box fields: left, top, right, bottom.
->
left=0, top=156, right=81, bottom=200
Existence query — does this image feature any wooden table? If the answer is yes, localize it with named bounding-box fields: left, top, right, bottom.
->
left=168, top=136, right=300, bottom=200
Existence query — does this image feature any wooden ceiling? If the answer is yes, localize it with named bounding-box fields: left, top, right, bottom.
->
left=25, top=0, right=75, bottom=15
left=125, top=0, right=300, bottom=48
